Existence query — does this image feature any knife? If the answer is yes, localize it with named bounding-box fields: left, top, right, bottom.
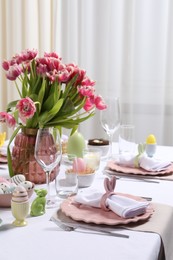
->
left=104, top=169, right=160, bottom=183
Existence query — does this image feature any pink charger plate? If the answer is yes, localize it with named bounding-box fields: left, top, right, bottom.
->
left=0, top=156, right=8, bottom=163
left=107, top=161, right=173, bottom=176
left=60, top=194, right=154, bottom=226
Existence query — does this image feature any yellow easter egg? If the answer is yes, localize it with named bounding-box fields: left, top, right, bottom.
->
left=0, top=132, right=6, bottom=147
left=146, top=134, right=156, bottom=144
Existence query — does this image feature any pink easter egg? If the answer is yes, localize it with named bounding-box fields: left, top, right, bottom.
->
left=73, top=158, right=86, bottom=173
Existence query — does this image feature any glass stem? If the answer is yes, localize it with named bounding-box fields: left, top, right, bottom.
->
left=46, top=171, right=51, bottom=201
left=108, top=133, right=113, bottom=158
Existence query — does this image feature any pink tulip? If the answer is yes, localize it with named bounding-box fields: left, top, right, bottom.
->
left=48, top=58, right=61, bottom=71
left=36, top=63, right=49, bottom=76
left=78, top=86, right=95, bottom=97
left=44, top=52, right=62, bottom=60
left=81, top=77, right=95, bottom=87
left=58, top=69, right=72, bottom=83
left=94, top=95, right=107, bottom=110
left=16, top=97, right=36, bottom=124
left=0, top=112, right=16, bottom=128
left=2, top=61, right=10, bottom=71
left=46, top=70, right=59, bottom=82
left=15, top=49, right=37, bottom=64
left=83, top=97, right=95, bottom=111
left=66, top=64, right=86, bottom=84
left=6, top=64, right=22, bottom=81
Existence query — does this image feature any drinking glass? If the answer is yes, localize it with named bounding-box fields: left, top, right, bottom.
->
left=34, top=127, right=62, bottom=208
left=56, top=154, right=78, bottom=199
left=100, top=97, right=120, bottom=159
left=119, top=124, right=136, bottom=154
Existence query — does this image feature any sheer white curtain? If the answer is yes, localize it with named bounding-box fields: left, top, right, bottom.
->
left=54, top=0, right=173, bottom=145
left=0, top=0, right=56, bottom=136
left=1, top=0, right=173, bottom=145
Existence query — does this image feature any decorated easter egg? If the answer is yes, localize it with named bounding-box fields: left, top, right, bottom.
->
left=0, top=182, right=11, bottom=193
left=19, top=181, right=33, bottom=191
left=12, top=186, right=28, bottom=203
left=11, top=175, right=26, bottom=185
left=67, top=131, right=86, bottom=157
left=0, top=188, right=4, bottom=194
left=4, top=187, right=14, bottom=194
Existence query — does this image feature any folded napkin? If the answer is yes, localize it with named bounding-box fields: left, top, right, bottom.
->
left=74, top=177, right=149, bottom=218
left=117, top=153, right=171, bottom=172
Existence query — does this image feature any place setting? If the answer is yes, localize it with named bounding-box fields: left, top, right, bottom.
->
left=50, top=174, right=173, bottom=259
left=105, top=133, right=173, bottom=182
left=51, top=176, right=154, bottom=237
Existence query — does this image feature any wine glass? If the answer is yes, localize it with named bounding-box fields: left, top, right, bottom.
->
left=100, top=97, right=120, bottom=159
left=34, top=127, right=62, bottom=208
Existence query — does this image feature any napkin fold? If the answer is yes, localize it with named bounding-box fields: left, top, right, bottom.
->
left=74, top=190, right=149, bottom=218
left=117, top=153, right=171, bottom=172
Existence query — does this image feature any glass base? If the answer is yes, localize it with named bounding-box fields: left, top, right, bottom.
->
left=46, top=196, right=60, bottom=209
left=12, top=219, right=27, bottom=227
left=56, top=190, right=77, bottom=199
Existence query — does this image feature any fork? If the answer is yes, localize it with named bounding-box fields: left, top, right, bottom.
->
left=50, top=216, right=129, bottom=238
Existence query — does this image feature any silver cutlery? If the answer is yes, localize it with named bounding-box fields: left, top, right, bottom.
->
left=104, top=169, right=160, bottom=184
left=140, top=196, right=152, bottom=201
left=50, top=216, right=129, bottom=238
left=0, top=166, right=6, bottom=170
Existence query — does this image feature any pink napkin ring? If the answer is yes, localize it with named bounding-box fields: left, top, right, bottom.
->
left=100, top=176, right=116, bottom=211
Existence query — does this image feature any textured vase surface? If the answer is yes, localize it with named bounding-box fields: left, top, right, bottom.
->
left=12, top=128, right=58, bottom=184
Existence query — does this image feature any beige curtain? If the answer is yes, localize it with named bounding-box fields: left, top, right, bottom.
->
left=0, top=0, right=56, bottom=137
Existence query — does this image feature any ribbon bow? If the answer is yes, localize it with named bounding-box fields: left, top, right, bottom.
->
left=100, top=176, right=116, bottom=211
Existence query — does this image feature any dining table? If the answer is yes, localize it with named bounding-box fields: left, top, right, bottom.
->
left=1, top=142, right=173, bottom=260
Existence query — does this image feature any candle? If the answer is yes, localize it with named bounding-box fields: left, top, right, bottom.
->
left=83, top=149, right=101, bottom=170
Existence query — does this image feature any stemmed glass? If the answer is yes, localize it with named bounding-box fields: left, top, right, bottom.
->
left=34, top=127, right=62, bottom=208
left=100, top=97, right=120, bottom=159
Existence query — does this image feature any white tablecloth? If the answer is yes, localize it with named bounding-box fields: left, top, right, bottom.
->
left=1, top=144, right=173, bottom=260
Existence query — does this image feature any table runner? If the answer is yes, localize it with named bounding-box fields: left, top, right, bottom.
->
left=53, top=203, right=173, bottom=260
left=121, top=203, right=173, bottom=260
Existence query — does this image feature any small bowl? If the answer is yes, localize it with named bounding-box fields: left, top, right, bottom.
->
left=78, top=172, right=96, bottom=188
left=0, top=185, right=35, bottom=208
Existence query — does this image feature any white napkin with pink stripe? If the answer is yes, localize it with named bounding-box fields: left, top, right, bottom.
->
left=117, top=153, right=171, bottom=172
left=74, top=190, right=149, bottom=218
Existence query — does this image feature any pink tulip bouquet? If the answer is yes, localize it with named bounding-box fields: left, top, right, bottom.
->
left=0, top=49, right=107, bottom=134
left=0, top=49, right=107, bottom=176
